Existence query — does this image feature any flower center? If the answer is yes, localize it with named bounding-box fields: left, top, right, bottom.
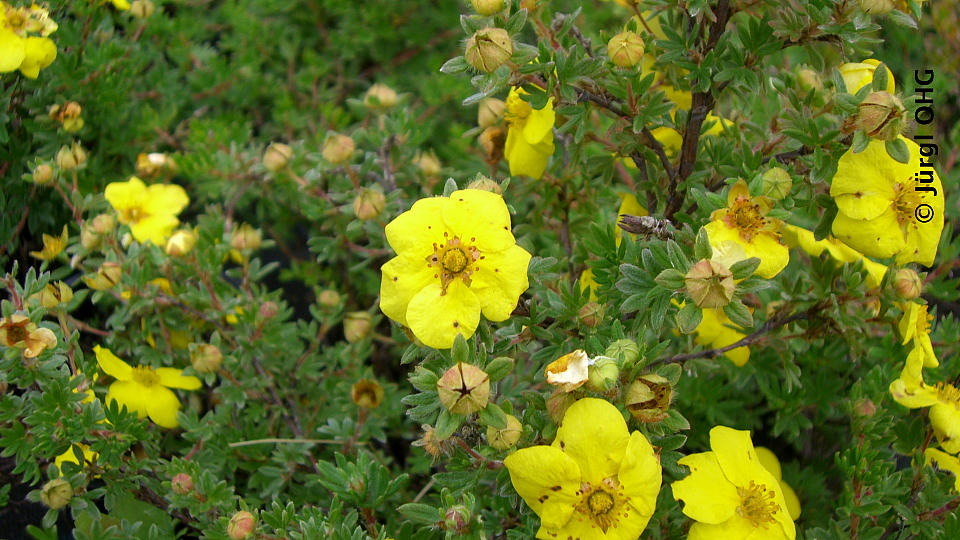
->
left=120, top=207, right=144, bottom=224
left=725, top=199, right=765, bottom=242
left=892, top=182, right=921, bottom=226
left=575, top=477, right=629, bottom=533
left=936, top=383, right=960, bottom=408
left=736, top=480, right=779, bottom=528
left=587, top=490, right=615, bottom=515
left=131, top=366, right=160, bottom=386
left=915, top=304, right=932, bottom=335
left=426, top=234, right=481, bottom=295
left=6, top=325, right=28, bottom=345
left=505, top=94, right=532, bottom=126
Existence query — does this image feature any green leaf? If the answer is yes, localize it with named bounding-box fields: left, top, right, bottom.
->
left=452, top=334, right=470, bottom=365
left=443, top=177, right=459, bottom=196
left=398, top=503, right=442, bottom=525
left=694, top=228, right=713, bottom=260
left=485, top=356, right=515, bottom=382
left=871, top=62, right=888, bottom=92
left=654, top=269, right=685, bottom=290
left=885, top=138, right=910, bottom=164
left=504, top=8, right=528, bottom=34
left=851, top=130, right=870, bottom=154
left=657, top=363, right=682, bottom=386
left=478, top=402, right=508, bottom=430
left=439, top=56, right=469, bottom=74
left=460, top=14, right=483, bottom=35
left=435, top=409, right=462, bottom=440
left=729, top=257, right=761, bottom=280
left=676, top=302, right=702, bottom=334
left=723, top=300, right=754, bottom=329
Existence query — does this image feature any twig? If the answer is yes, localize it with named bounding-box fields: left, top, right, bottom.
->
left=228, top=438, right=344, bottom=448
left=379, top=135, right=396, bottom=192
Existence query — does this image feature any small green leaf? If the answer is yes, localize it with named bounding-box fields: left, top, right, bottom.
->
left=478, top=402, right=508, bottom=430
left=439, top=56, right=469, bottom=74
left=694, top=228, right=713, bottom=260
left=851, top=130, right=870, bottom=153
left=723, top=300, right=754, bottom=329
left=657, top=363, right=682, bottom=386
left=435, top=409, right=462, bottom=440
left=504, top=8, right=528, bottom=34
left=442, top=177, right=459, bottom=196
left=451, top=334, right=470, bottom=365
left=729, top=257, right=761, bottom=280
left=654, top=268, right=685, bottom=290
left=486, top=357, right=515, bottom=382
left=676, top=302, right=702, bottom=334
left=398, top=503, right=442, bottom=525
left=871, top=62, right=888, bottom=92
left=885, top=138, right=910, bottom=164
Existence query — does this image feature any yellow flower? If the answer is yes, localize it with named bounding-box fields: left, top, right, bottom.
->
left=380, top=189, right=531, bottom=349
left=650, top=114, right=733, bottom=156
left=829, top=137, right=944, bottom=265
left=0, top=314, right=57, bottom=358
left=781, top=224, right=887, bottom=289
left=924, top=448, right=960, bottom=492
left=0, top=3, right=58, bottom=78
left=889, top=347, right=960, bottom=453
left=672, top=426, right=796, bottom=540
left=29, top=225, right=68, bottom=260
left=504, top=87, right=555, bottom=179
left=94, top=345, right=201, bottom=428
left=838, top=59, right=895, bottom=94
left=755, top=447, right=802, bottom=520
left=697, top=306, right=750, bottom=367
left=55, top=444, right=98, bottom=471
left=106, top=0, right=131, bottom=10
left=105, top=176, right=189, bottom=245
left=704, top=179, right=789, bottom=279
left=579, top=268, right=598, bottom=302
left=898, top=302, right=937, bottom=368
left=504, top=398, right=661, bottom=539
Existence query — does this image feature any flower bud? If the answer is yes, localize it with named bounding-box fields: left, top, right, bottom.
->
left=604, top=339, right=640, bottom=366
left=893, top=268, right=923, bottom=299
left=625, top=374, right=673, bottom=423
left=92, top=213, right=116, bottom=234
left=586, top=356, right=620, bottom=393
left=471, top=0, right=503, bottom=15
left=857, top=91, right=904, bottom=141
left=859, top=0, right=894, bottom=13
left=135, top=152, right=177, bottom=178
left=853, top=397, right=877, bottom=417
left=41, top=478, right=73, bottom=510
left=352, top=187, right=386, bottom=220
left=351, top=379, right=384, bottom=408
left=259, top=301, right=279, bottom=319
left=437, top=363, right=490, bottom=415
left=364, top=83, right=399, bottom=111
left=190, top=343, right=223, bottom=374
left=83, top=261, right=122, bottom=290
left=80, top=225, right=100, bottom=250
left=479, top=126, right=506, bottom=165
left=607, top=31, right=645, bottom=68
left=171, top=473, right=194, bottom=495
left=443, top=504, right=473, bottom=534
left=230, top=224, right=262, bottom=251
left=227, top=511, right=256, bottom=540
left=545, top=389, right=575, bottom=424
left=32, top=163, right=54, bottom=185
left=465, top=174, right=502, bottom=194
left=130, top=0, right=156, bottom=18
left=796, top=67, right=823, bottom=98
left=761, top=167, right=793, bottom=200
left=165, top=229, right=196, bottom=256
left=578, top=301, right=603, bottom=327
left=464, top=27, right=513, bottom=73
left=486, top=414, right=522, bottom=450
left=318, top=289, right=340, bottom=307
left=262, top=142, right=293, bottom=172
left=30, top=281, right=73, bottom=309
left=477, top=97, right=505, bottom=128
left=414, top=150, right=442, bottom=178
left=322, top=133, right=355, bottom=165
left=343, top=311, right=372, bottom=343
left=684, top=259, right=735, bottom=309
left=56, top=142, right=87, bottom=171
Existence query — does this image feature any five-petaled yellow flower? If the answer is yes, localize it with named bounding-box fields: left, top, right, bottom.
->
left=889, top=346, right=960, bottom=454
left=781, top=224, right=887, bottom=289
left=0, top=2, right=58, bottom=78
left=704, top=179, right=789, bottom=279
left=504, top=87, right=555, bottom=179
left=504, top=398, right=662, bottom=540
left=95, top=345, right=201, bottom=428
left=105, top=176, right=189, bottom=245
left=672, top=426, right=797, bottom=540
left=830, top=137, right=944, bottom=266
left=380, top=189, right=531, bottom=349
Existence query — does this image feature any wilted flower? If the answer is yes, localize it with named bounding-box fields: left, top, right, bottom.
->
left=544, top=350, right=591, bottom=392
left=351, top=379, right=384, bottom=408
left=437, top=363, right=490, bottom=415
left=0, top=314, right=57, bottom=358
left=29, top=225, right=68, bottom=260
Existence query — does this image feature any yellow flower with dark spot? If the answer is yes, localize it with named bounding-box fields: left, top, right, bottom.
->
left=829, top=137, right=944, bottom=266
left=672, top=426, right=796, bottom=539
left=504, top=87, right=555, bottom=179
left=705, top=179, right=788, bottom=279
left=29, top=225, right=68, bottom=260
left=504, top=398, right=661, bottom=539
left=380, top=189, right=531, bottom=349
left=105, top=176, right=189, bottom=245
left=95, top=345, right=201, bottom=428
left=889, top=347, right=960, bottom=453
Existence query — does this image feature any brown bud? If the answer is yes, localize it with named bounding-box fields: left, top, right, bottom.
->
left=465, top=27, right=513, bottom=73
left=322, top=133, right=355, bottom=165
left=351, top=379, right=384, bottom=409
left=477, top=97, right=505, bottom=129
left=364, top=83, right=399, bottom=111
left=230, top=224, right=262, bottom=251
left=853, top=397, right=877, bottom=417
left=40, top=478, right=73, bottom=510
left=578, top=301, right=603, bottom=327
left=437, top=363, right=490, bottom=415
left=893, top=268, right=923, bottom=299
left=471, top=0, right=504, bottom=15
left=352, top=187, right=386, bottom=220
left=607, top=31, right=645, bottom=68
left=190, top=344, right=223, bottom=374
left=486, top=414, right=522, bottom=450
left=263, top=142, right=293, bottom=172
left=171, top=473, right=194, bottom=495
left=465, top=175, right=502, bottom=194
left=761, top=167, right=793, bottom=200
left=227, top=511, right=256, bottom=540
left=32, top=163, right=54, bottom=185
left=857, top=91, right=904, bottom=141
left=443, top=504, right=473, bottom=534
left=625, top=374, right=673, bottom=423
left=343, top=311, right=372, bottom=343
left=259, top=301, right=279, bottom=319
left=685, top=259, right=735, bottom=309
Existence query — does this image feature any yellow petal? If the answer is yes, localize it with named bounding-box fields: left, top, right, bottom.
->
left=470, top=244, right=531, bottom=321
left=143, top=183, right=189, bottom=217
left=925, top=448, right=960, bottom=492
left=94, top=345, right=133, bottom=380
left=0, top=29, right=26, bottom=72
left=552, top=398, right=630, bottom=484
left=839, top=60, right=895, bottom=94
left=503, top=445, right=581, bottom=530
left=406, top=281, right=480, bottom=349
left=145, top=385, right=182, bottom=428
left=156, top=367, right=202, bottom=390
left=897, top=164, right=945, bottom=266
left=107, top=380, right=151, bottom=418
left=18, top=37, right=56, bottom=78
left=831, top=208, right=905, bottom=259
left=522, top=98, right=555, bottom=145
left=755, top=447, right=782, bottom=481
left=696, top=308, right=750, bottom=366
left=442, top=189, right=515, bottom=253
left=55, top=444, right=97, bottom=471
left=888, top=378, right=938, bottom=409
left=704, top=221, right=788, bottom=279
left=673, top=451, right=740, bottom=524
left=384, top=196, right=449, bottom=260
left=618, top=431, right=662, bottom=518
left=380, top=255, right=435, bottom=327
left=505, top=125, right=553, bottom=179
left=105, top=177, right=148, bottom=213
left=931, top=403, right=960, bottom=455
left=781, top=481, right=802, bottom=520
left=830, top=140, right=902, bottom=221
left=688, top=514, right=793, bottom=540
left=709, top=426, right=765, bottom=488
left=579, top=268, right=599, bottom=302
left=129, top=214, right=180, bottom=245
left=651, top=126, right=682, bottom=155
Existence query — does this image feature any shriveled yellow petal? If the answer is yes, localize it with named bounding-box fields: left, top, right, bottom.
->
left=552, top=398, right=630, bottom=484
left=384, top=197, right=449, bottom=259
left=618, top=430, right=662, bottom=519
left=0, top=29, right=26, bottom=72
left=105, top=177, right=148, bottom=214
left=106, top=380, right=150, bottom=418
left=673, top=451, right=740, bottom=524
left=143, top=183, right=189, bottom=217
left=470, top=244, right=531, bottom=321
left=831, top=208, right=904, bottom=259
left=544, top=350, right=590, bottom=392
left=503, top=445, right=581, bottom=530
left=145, top=385, right=182, bottom=428
left=406, top=281, right=480, bottom=349
left=156, top=367, right=202, bottom=390
left=442, top=189, right=515, bottom=253
left=380, top=255, right=435, bottom=327
left=94, top=345, right=133, bottom=381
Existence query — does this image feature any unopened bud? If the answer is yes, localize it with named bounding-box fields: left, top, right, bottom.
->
left=351, top=379, right=384, bottom=408
left=477, top=98, right=505, bottom=128
left=40, top=478, right=73, bottom=510
left=857, top=91, right=904, bottom=141
left=56, top=142, right=87, bottom=170
left=190, top=344, right=223, bottom=374
left=318, top=289, right=340, bottom=307
left=32, top=163, right=54, bottom=185
left=761, top=167, right=793, bottom=200
left=83, top=262, right=122, bottom=290
left=893, top=268, right=922, bottom=299
left=343, top=311, right=372, bottom=343
left=230, top=224, right=262, bottom=251
left=466, top=174, right=501, bottom=194
left=364, top=83, right=399, bottom=111
left=136, top=152, right=177, bottom=178
left=437, top=363, right=490, bottom=415
left=465, top=27, right=513, bottom=73
left=414, top=150, right=442, bottom=178
left=545, top=390, right=575, bottom=424
left=471, top=0, right=503, bottom=15
left=322, top=133, right=355, bottom=165
left=859, top=0, right=894, bottom=14
left=130, top=0, right=156, bottom=18
left=604, top=339, right=640, bottom=366
left=443, top=504, right=473, bottom=533
left=486, top=414, right=522, bottom=450
left=92, top=213, right=115, bottom=234
left=607, top=31, right=645, bottom=68
left=171, top=473, right=194, bottom=495
left=80, top=225, right=100, bottom=249
left=625, top=374, right=673, bottom=423
left=479, top=125, right=506, bottom=165
left=796, top=67, right=822, bottom=98
left=853, top=397, right=877, bottom=417
left=352, top=187, right=386, bottom=220
left=685, top=259, right=735, bottom=309
left=259, top=301, right=279, bottom=319
left=263, top=142, right=293, bottom=172
left=586, top=356, right=620, bottom=393
left=165, top=229, right=196, bottom=256
left=30, top=281, right=73, bottom=309
left=227, top=511, right=256, bottom=540
left=578, top=301, right=603, bottom=327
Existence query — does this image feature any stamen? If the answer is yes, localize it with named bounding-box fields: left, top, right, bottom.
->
left=425, top=235, right=482, bottom=295
left=736, top=480, right=779, bottom=528
left=131, top=366, right=160, bottom=386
